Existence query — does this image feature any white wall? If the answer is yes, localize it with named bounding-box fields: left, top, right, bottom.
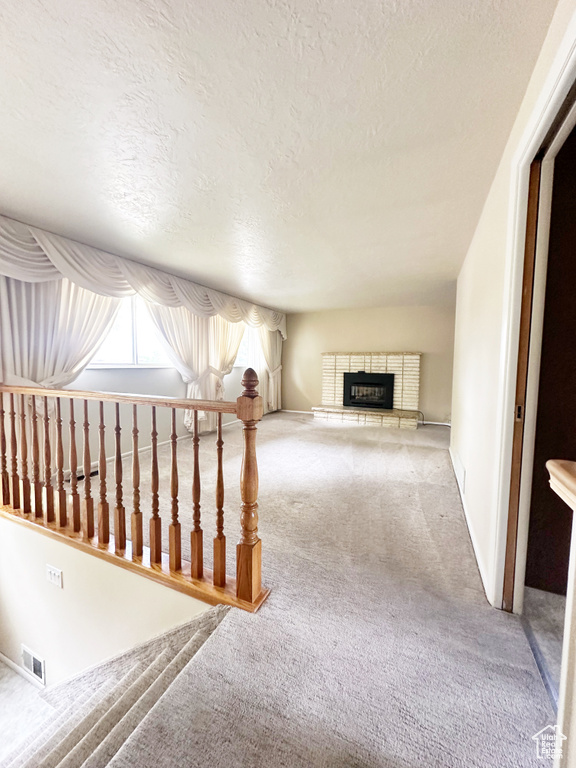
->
left=282, top=304, right=456, bottom=424
left=0, top=516, right=207, bottom=685
left=451, top=0, right=576, bottom=606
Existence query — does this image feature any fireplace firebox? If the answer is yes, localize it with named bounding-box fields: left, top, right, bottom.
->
left=343, top=372, right=394, bottom=410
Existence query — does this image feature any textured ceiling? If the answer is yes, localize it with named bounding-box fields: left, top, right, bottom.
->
left=0, top=0, right=558, bottom=312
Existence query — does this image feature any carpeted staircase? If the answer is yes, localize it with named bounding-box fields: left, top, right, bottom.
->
left=1, top=605, right=229, bottom=768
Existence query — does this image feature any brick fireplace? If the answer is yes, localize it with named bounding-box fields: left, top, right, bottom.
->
left=312, top=352, right=421, bottom=429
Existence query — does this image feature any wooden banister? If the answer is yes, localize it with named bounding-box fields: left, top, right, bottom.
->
left=191, top=410, right=203, bottom=579
left=82, top=400, right=94, bottom=539
left=31, top=396, right=43, bottom=519
left=236, top=369, right=264, bottom=603
left=0, top=376, right=269, bottom=612
left=131, top=404, right=142, bottom=559
left=19, top=394, right=31, bottom=514
left=55, top=398, right=66, bottom=527
left=0, top=385, right=237, bottom=413
left=9, top=393, right=19, bottom=510
left=98, top=401, right=109, bottom=545
left=69, top=399, right=80, bottom=532
left=0, top=393, right=9, bottom=506
left=43, top=396, right=55, bottom=524
left=150, top=405, right=161, bottom=564
left=169, top=408, right=181, bottom=573
left=114, top=402, right=126, bottom=553
left=213, top=412, right=226, bottom=588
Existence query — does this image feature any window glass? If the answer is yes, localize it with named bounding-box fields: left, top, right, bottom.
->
left=134, top=296, right=172, bottom=366
left=234, top=329, right=250, bottom=368
left=91, top=298, right=134, bottom=365
left=89, top=296, right=173, bottom=367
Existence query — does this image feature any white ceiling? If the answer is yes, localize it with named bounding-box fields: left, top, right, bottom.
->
left=0, top=0, right=558, bottom=313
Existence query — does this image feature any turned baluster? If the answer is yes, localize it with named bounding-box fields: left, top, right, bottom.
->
left=20, top=394, right=31, bottom=514
left=0, top=392, right=10, bottom=506
left=69, top=400, right=81, bottom=532
left=169, top=408, right=181, bottom=572
left=236, top=369, right=264, bottom=603
left=31, top=395, right=43, bottom=518
left=114, top=402, right=126, bottom=553
left=55, top=398, right=67, bottom=527
left=9, top=393, right=19, bottom=509
left=190, top=410, right=203, bottom=579
left=43, top=396, right=55, bottom=523
left=131, top=404, right=143, bottom=559
left=213, top=412, right=226, bottom=587
left=150, top=406, right=161, bottom=564
left=98, top=402, right=109, bottom=545
left=82, top=400, right=94, bottom=539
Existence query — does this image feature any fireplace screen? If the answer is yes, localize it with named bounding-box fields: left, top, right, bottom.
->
left=343, top=372, right=394, bottom=409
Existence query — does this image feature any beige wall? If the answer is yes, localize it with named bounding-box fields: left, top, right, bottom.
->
left=451, top=0, right=576, bottom=606
left=0, top=516, right=207, bottom=685
left=282, top=303, right=456, bottom=424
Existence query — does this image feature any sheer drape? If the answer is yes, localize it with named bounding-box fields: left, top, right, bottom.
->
left=203, top=315, right=246, bottom=431
left=145, top=304, right=245, bottom=432
left=0, top=275, right=121, bottom=388
left=0, top=214, right=284, bottom=427
left=0, top=214, right=286, bottom=337
left=241, top=327, right=269, bottom=415
left=257, top=328, right=283, bottom=413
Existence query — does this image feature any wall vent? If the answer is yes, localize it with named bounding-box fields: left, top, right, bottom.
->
left=21, top=645, right=46, bottom=685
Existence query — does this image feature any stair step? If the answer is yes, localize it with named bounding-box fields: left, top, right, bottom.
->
left=84, top=608, right=228, bottom=768
left=42, top=609, right=221, bottom=713
left=6, top=605, right=229, bottom=768
left=21, top=665, right=143, bottom=768
left=53, top=648, right=175, bottom=768
left=0, top=688, right=93, bottom=768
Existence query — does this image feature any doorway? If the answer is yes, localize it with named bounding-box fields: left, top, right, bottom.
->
left=503, top=103, right=576, bottom=707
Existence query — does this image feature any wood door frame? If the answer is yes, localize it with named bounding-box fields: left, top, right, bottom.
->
left=502, top=160, right=542, bottom=611
left=501, top=80, right=576, bottom=612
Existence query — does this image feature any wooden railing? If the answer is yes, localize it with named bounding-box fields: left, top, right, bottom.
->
left=0, top=369, right=269, bottom=612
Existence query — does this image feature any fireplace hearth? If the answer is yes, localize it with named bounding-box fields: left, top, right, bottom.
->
left=343, top=372, right=394, bottom=410
left=315, top=352, right=421, bottom=429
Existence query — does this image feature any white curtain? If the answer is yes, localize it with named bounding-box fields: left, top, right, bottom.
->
left=240, top=327, right=279, bottom=416
left=258, top=327, right=283, bottom=413
left=145, top=304, right=245, bottom=432
left=202, top=315, right=246, bottom=431
left=0, top=275, right=121, bottom=388
left=0, top=214, right=287, bottom=338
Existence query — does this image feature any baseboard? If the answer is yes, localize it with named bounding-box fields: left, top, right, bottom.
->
left=280, top=409, right=313, bottom=415
left=64, top=433, right=192, bottom=480
left=448, top=447, right=494, bottom=606
left=0, top=650, right=45, bottom=689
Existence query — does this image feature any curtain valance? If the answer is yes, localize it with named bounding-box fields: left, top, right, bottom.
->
left=0, top=214, right=287, bottom=338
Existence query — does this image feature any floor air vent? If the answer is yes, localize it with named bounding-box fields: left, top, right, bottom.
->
left=21, top=645, right=46, bottom=685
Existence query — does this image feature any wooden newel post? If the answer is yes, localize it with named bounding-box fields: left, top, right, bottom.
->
left=236, top=368, right=264, bottom=603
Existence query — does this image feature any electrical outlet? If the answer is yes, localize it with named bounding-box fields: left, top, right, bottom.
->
left=46, top=564, right=63, bottom=589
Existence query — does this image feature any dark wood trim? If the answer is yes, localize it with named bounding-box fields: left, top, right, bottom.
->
left=502, top=160, right=542, bottom=611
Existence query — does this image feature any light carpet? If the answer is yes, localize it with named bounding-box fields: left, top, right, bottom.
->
left=105, top=413, right=553, bottom=768
left=0, top=663, right=55, bottom=762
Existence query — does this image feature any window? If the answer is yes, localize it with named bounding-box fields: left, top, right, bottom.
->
left=234, top=329, right=251, bottom=368
left=89, top=295, right=173, bottom=368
